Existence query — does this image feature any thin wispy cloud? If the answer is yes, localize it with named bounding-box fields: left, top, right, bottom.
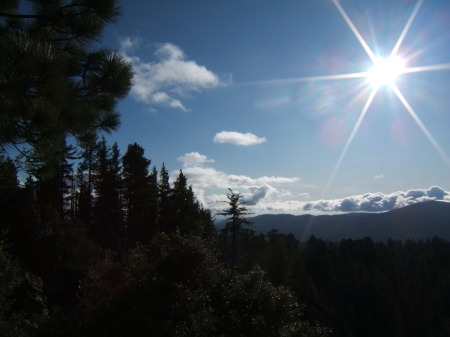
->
left=213, top=131, right=267, bottom=146
left=120, top=38, right=221, bottom=111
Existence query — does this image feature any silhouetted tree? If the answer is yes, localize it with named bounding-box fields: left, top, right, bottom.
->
left=0, top=154, right=18, bottom=188
left=92, top=138, right=122, bottom=250
left=122, top=143, right=156, bottom=246
left=219, top=188, right=253, bottom=264
left=76, top=138, right=97, bottom=226
left=28, top=141, right=77, bottom=221
left=158, top=163, right=172, bottom=232
left=0, top=0, right=132, bottom=167
left=148, top=166, right=159, bottom=234
left=171, top=170, right=204, bottom=235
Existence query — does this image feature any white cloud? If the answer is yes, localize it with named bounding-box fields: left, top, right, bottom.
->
left=172, top=153, right=449, bottom=216
left=250, top=200, right=309, bottom=214
left=120, top=36, right=141, bottom=53
left=173, top=163, right=300, bottom=211
left=213, top=131, right=267, bottom=146
left=232, top=186, right=450, bottom=215
left=182, top=166, right=299, bottom=190
left=155, top=43, right=185, bottom=60
left=120, top=39, right=221, bottom=111
left=300, top=186, right=450, bottom=213
left=244, top=185, right=278, bottom=206
left=177, top=152, right=215, bottom=167
left=374, top=174, right=384, bottom=180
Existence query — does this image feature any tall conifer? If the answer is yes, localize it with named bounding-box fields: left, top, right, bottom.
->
left=0, top=155, right=18, bottom=189
left=122, top=143, right=154, bottom=246
left=92, top=138, right=122, bottom=250
left=158, top=163, right=172, bottom=232
left=219, top=189, right=253, bottom=264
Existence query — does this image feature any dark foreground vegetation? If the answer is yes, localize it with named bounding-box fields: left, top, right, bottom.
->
left=0, top=139, right=330, bottom=337
left=2, top=139, right=450, bottom=337
left=238, top=233, right=450, bottom=337
left=1, top=1, right=449, bottom=336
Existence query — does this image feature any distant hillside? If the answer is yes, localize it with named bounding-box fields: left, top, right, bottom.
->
left=248, top=200, right=450, bottom=241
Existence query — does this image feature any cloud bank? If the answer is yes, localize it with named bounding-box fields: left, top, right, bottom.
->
left=174, top=152, right=300, bottom=209
left=210, top=181, right=449, bottom=215
left=120, top=38, right=221, bottom=111
left=175, top=154, right=449, bottom=216
left=227, top=186, right=450, bottom=215
left=290, top=186, right=448, bottom=215
left=213, top=131, right=267, bottom=146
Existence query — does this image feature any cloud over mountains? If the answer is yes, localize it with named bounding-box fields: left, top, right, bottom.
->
left=252, top=186, right=450, bottom=215
left=302, top=186, right=449, bottom=213
left=120, top=38, right=221, bottom=111
left=175, top=155, right=449, bottom=215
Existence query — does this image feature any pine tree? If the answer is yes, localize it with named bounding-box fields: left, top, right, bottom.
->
left=147, top=166, right=159, bottom=237
left=76, top=138, right=97, bottom=226
left=172, top=170, right=192, bottom=230
left=158, top=163, right=172, bottom=232
left=171, top=170, right=214, bottom=236
left=0, top=154, right=18, bottom=189
left=219, top=189, right=253, bottom=264
left=0, top=0, right=132, bottom=164
left=122, top=143, right=156, bottom=246
left=92, top=138, right=122, bottom=250
left=26, top=141, right=77, bottom=220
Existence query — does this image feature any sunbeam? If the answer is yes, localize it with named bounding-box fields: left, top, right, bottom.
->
left=332, top=0, right=377, bottom=62
left=404, top=63, right=450, bottom=74
left=392, top=84, right=450, bottom=169
left=238, top=72, right=368, bottom=86
left=322, top=86, right=378, bottom=197
left=390, top=0, right=423, bottom=58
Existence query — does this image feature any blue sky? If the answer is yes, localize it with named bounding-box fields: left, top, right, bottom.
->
left=101, top=0, right=450, bottom=214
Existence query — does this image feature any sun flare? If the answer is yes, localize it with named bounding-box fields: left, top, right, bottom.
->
left=366, top=56, right=406, bottom=87
left=320, top=0, right=450, bottom=197
left=243, top=0, right=450, bottom=198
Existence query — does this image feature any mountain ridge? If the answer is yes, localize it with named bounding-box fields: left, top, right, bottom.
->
left=248, top=200, right=450, bottom=241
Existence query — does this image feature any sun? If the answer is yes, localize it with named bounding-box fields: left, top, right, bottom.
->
left=244, top=0, right=450, bottom=195
left=366, top=56, right=406, bottom=87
